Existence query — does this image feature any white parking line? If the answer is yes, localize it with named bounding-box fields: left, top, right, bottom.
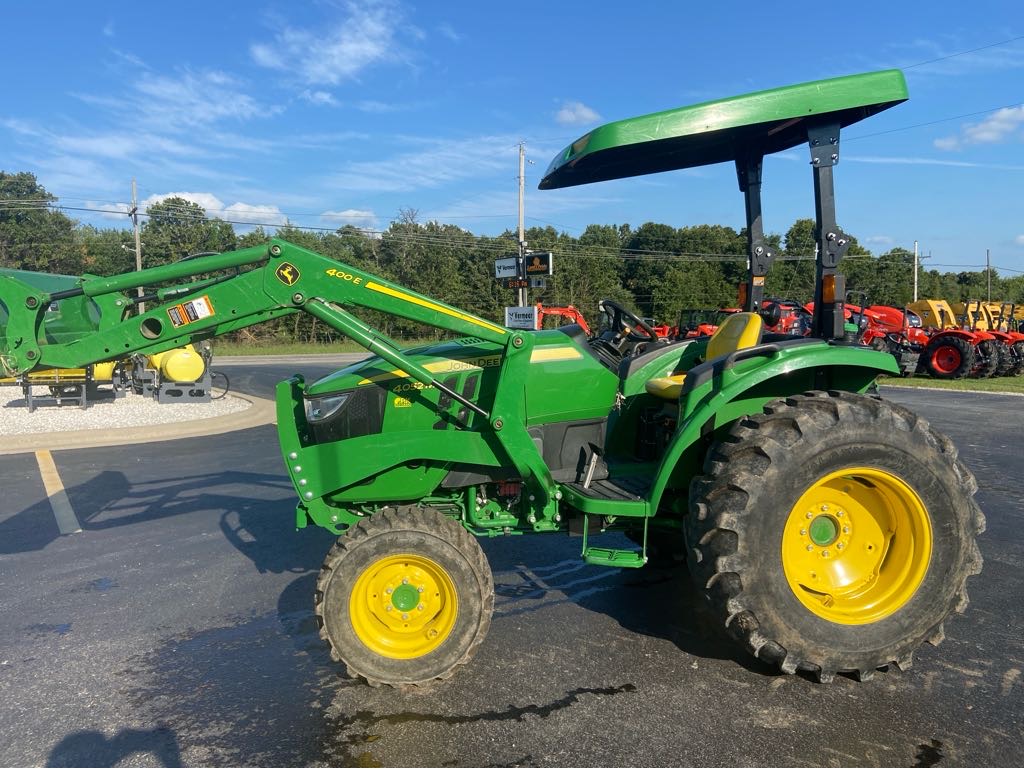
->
left=34, top=450, right=82, bottom=535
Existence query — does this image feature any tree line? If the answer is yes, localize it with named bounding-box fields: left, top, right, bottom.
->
left=2, top=171, right=1020, bottom=343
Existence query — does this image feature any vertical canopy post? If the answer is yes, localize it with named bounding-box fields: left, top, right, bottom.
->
left=808, top=121, right=850, bottom=340
left=736, top=153, right=774, bottom=313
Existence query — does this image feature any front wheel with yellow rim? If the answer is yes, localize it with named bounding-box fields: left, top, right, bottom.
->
left=686, top=391, right=984, bottom=682
left=316, top=507, right=493, bottom=687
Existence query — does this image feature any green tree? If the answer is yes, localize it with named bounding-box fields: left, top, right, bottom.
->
left=0, top=171, right=80, bottom=273
left=141, top=197, right=236, bottom=268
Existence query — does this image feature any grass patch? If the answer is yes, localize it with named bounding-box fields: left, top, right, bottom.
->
left=879, top=374, right=1024, bottom=395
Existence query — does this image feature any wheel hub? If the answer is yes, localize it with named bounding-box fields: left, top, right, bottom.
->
left=349, top=554, right=458, bottom=659
left=782, top=468, right=932, bottom=625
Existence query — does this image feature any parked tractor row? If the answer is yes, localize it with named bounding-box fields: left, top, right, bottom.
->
left=647, top=297, right=1023, bottom=382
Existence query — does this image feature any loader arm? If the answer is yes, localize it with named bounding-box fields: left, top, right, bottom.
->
left=0, top=238, right=559, bottom=508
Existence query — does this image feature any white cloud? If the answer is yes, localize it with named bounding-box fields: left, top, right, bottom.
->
left=934, top=106, right=1024, bottom=151
left=893, top=37, right=1024, bottom=77
left=251, top=1, right=404, bottom=86
left=327, top=135, right=519, bottom=193
left=356, top=99, right=403, bottom=113
left=555, top=101, right=601, bottom=126
left=143, top=191, right=225, bottom=213
left=847, top=155, right=1024, bottom=171
left=436, top=23, right=461, bottom=42
left=87, top=201, right=131, bottom=220
left=102, top=20, right=115, bottom=38
left=300, top=89, right=339, bottom=107
left=222, top=202, right=287, bottom=226
left=1015, top=235, right=1024, bottom=246
left=140, top=192, right=287, bottom=227
left=322, top=208, right=379, bottom=230
left=133, top=69, right=266, bottom=126
left=865, top=235, right=894, bottom=247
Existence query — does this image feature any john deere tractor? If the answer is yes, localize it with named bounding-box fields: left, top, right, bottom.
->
left=0, top=69, right=983, bottom=686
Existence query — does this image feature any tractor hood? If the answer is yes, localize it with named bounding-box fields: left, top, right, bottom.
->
left=305, top=336, right=503, bottom=397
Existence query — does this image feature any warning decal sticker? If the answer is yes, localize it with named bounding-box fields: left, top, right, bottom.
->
left=167, top=295, right=215, bottom=328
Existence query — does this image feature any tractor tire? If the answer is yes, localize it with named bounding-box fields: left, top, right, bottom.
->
left=971, top=340, right=999, bottom=378
left=1012, top=341, right=1024, bottom=376
left=923, top=336, right=973, bottom=379
left=315, top=506, right=494, bottom=688
left=993, top=342, right=1015, bottom=377
left=685, top=391, right=984, bottom=683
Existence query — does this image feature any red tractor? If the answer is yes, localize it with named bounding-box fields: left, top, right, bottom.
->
left=842, top=296, right=922, bottom=376
left=908, top=300, right=1000, bottom=379
left=960, top=301, right=1023, bottom=376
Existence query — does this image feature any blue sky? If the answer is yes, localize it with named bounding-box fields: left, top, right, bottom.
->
left=1, top=0, right=1022, bottom=274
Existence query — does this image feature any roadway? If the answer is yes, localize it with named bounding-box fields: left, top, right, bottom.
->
left=0, top=359, right=1021, bottom=767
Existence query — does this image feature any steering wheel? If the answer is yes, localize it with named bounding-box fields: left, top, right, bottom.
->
left=597, top=299, right=660, bottom=351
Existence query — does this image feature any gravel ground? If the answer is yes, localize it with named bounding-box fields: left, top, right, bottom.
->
left=0, top=385, right=250, bottom=435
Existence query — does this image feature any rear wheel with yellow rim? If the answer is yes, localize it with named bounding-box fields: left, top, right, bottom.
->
left=316, top=507, right=493, bottom=687
left=686, top=391, right=984, bottom=682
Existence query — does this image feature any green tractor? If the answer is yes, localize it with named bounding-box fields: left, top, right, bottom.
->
left=0, top=69, right=983, bottom=686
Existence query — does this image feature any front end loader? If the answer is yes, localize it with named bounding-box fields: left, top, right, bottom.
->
left=0, top=69, right=983, bottom=688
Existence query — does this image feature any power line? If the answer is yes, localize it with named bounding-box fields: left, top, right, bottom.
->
left=902, top=34, right=1024, bottom=70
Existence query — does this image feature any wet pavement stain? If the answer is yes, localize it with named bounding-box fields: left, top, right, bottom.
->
left=323, top=684, right=636, bottom=767
left=914, top=739, right=944, bottom=768
left=24, top=622, right=72, bottom=637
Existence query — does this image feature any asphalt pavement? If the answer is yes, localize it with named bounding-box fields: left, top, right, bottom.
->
left=0, top=359, right=1021, bottom=767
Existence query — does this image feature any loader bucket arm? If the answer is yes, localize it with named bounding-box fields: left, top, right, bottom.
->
left=0, top=239, right=559, bottom=505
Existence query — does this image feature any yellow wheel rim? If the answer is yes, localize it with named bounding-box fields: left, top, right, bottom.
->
left=781, top=467, right=932, bottom=625
left=349, top=554, right=458, bottom=659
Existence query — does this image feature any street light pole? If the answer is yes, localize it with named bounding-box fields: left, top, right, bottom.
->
left=517, top=142, right=527, bottom=308
left=913, top=240, right=918, bottom=302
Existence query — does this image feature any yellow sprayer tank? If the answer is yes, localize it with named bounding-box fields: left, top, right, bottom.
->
left=147, top=345, right=206, bottom=382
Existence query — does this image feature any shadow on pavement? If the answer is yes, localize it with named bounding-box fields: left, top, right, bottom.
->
left=46, top=726, right=182, bottom=768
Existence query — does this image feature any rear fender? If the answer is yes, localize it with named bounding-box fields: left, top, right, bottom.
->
left=931, top=329, right=979, bottom=343
left=646, top=341, right=898, bottom=514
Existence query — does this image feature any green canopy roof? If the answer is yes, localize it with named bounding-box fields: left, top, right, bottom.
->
left=539, top=69, right=907, bottom=190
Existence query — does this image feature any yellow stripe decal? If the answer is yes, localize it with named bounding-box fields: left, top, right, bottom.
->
left=366, top=281, right=507, bottom=335
left=357, top=355, right=502, bottom=385
left=530, top=346, right=584, bottom=363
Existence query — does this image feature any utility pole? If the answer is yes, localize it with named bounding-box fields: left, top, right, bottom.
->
left=129, top=178, right=144, bottom=312
left=986, top=248, right=991, bottom=302
left=913, top=240, right=919, bottom=302
left=517, top=142, right=527, bottom=308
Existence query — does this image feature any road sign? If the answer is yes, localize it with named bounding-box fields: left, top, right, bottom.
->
left=524, top=251, right=553, bottom=276
left=494, top=257, right=519, bottom=279
left=529, top=277, right=546, bottom=289
left=505, top=305, right=539, bottom=330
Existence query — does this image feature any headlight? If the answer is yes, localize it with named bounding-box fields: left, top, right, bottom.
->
left=305, top=393, right=350, bottom=423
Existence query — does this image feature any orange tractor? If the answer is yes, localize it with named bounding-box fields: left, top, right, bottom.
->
left=908, top=299, right=1002, bottom=379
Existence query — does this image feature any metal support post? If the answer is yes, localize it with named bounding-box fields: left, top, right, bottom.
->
left=807, top=121, right=849, bottom=341
left=736, top=153, right=773, bottom=312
